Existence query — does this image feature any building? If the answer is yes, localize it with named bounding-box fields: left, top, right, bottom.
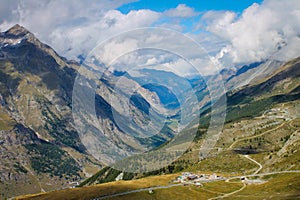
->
left=115, top=172, right=124, bottom=181
left=194, top=182, right=203, bottom=187
left=187, top=175, right=198, bottom=180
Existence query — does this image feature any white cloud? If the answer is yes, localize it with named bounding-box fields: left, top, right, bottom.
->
left=164, top=4, right=199, bottom=18
left=98, top=38, right=139, bottom=66
left=85, top=28, right=219, bottom=77
left=48, top=9, right=161, bottom=59
left=159, top=57, right=217, bottom=76
left=1, top=0, right=299, bottom=76
left=0, top=0, right=159, bottom=60
left=203, top=0, right=300, bottom=66
left=0, top=0, right=137, bottom=30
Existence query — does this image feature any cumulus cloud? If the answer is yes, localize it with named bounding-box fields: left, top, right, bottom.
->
left=0, top=0, right=137, bottom=30
left=1, top=0, right=299, bottom=76
left=158, top=57, right=217, bottom=76
left=48, top=9, right=160, bottom=59
left=86, top=28, right=219, bottom=77
left=0, top=0, right=210, bottom=76
left=203, top=0, right=300, bottom=66
left=164, top=4, right=199, bottom=18
left=0, top=0, right=159, bottom=59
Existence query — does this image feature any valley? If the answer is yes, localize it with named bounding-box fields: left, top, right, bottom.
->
left=14, top=99, right=300, bottom=200
left=0, top=1, right=300, bottom=198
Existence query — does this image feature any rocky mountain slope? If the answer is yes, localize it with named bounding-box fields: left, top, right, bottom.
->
left=0, top=24, right=173, bottom=199
left=0, top=24, right=103, bottom=198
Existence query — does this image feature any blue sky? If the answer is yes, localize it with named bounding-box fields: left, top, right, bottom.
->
left=118, top=0, right=264, bottom=14
left=117, top=0, right=265, bottom=34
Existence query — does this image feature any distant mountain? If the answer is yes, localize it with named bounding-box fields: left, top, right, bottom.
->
left=120, top=68, right=184, bottom=111
left=225, top=56, right=300, bottom=122
left=227, top=61, right=263, bottom=81
left=113, top=60, right=286, bottom=121
left=226, top=60, right=284, bottom=90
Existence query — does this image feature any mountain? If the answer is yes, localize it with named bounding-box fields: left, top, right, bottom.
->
left=0, top=24, right=104, bottom=198
left=66, top=57, right=300, bottom=188
left=180, top=59, right=286, bottom=122
left=119, top=69, right=182, bottom=110
left=15, top=57, right=300, bottom=200
left=111, top=60, right=286, bottom=128
left=0, top=25, right=175, bottom=198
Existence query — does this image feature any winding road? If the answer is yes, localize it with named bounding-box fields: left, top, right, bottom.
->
left=90, top=112, right=298, bottom=200
left=229, top=122, right=287, bottom=149
left=243, top=155, right=262, bottom=175
left=208, top=183, right=246, bottom=200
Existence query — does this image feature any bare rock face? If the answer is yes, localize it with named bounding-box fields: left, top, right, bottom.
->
left=5, top=24, right=31, bottom=36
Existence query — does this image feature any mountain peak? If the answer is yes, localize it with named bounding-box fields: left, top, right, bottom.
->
left=6, top=24, right=31, bottom=37
left=1, top=24, right=46, bottom=49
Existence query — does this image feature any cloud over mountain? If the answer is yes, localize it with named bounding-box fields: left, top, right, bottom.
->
left=204, top=0, right=300, bottom=66
left=0, top=0, right=157, bottom=59
left=1, top=0, right=299, bottom=75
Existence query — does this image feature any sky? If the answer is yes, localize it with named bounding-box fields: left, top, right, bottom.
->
left=0, top=0, right=300, bottom=76
left=118, top=0, right=263, bottom=13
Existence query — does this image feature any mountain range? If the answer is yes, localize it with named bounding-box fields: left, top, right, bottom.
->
left=0, top=25, right=299, bottom=199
